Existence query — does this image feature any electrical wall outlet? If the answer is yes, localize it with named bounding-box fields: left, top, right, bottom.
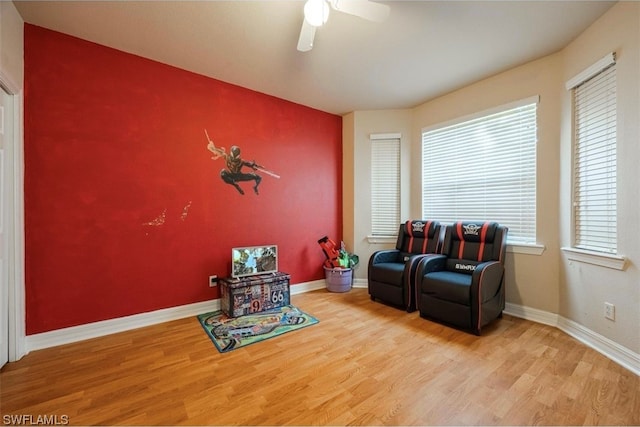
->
left=604, top=302, right=615, bottom=321
left=209, top=275, right=218, bottom=287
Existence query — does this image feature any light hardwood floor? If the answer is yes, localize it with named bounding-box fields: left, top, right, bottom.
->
left=1, top=288, right=639, bottom=425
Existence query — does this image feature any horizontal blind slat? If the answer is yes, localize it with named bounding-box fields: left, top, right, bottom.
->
left=371, top=138, right=400, bottom=235
left=422, top=100, right=537, bottom=244
left=573, top=63, right=617, bottom=254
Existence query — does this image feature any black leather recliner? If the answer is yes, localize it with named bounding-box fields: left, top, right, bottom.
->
left=368, top=220, right=442, bottom=312
left=416, top=221, right=508, bottom=335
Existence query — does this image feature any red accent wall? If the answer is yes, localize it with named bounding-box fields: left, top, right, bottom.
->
left=23, top=24, right=343, bottom=334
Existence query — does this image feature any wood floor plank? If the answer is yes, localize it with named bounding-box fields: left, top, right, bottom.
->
left=1, top=288, right=638, bottom=425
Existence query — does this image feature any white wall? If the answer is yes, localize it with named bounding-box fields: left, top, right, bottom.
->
left=345, top=54, right=564, bottom=312
left=345, top=2, right=639, bottom=357
left=410, top=52, right=563, bottom=315
left=0, top=1, right=24, bottom=90
left=342, top=109, right=412, bottom=279
left=559, top=2, right=640, bottom=354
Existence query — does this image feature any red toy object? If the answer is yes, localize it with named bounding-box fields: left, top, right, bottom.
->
left=317, top=236, right=341, bottom=268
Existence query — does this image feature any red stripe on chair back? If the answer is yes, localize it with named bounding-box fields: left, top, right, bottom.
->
left=477, top=222, right=490, bottom=261
left=405, top=220, right=415, bottom=253
left=456, top=222, right=465, bottom=259
left=421, top=220, right=432, bottom=253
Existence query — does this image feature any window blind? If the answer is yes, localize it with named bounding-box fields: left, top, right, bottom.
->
left=371, top=137, right=400, bottom=236
left=573, top=63, right=617, bottom=254
left=421, top=100, right=538, bottom=244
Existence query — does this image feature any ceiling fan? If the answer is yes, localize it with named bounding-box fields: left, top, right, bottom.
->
left=297, top=0, right=390, bottom=52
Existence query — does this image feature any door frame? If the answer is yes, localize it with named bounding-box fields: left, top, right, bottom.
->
left=0, top=68, right=26, bottom=363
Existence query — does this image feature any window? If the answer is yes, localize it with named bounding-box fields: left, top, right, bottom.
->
left=571, top=56, right=617, bottom=254
left=421, top=97, right=538, bottom=245
left=371, top=134, right=400, bottom=236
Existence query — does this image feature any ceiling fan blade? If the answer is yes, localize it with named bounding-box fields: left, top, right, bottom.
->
left=297, top=19, right=317, bottom=52
left=330, top=0, right=390, bottom=22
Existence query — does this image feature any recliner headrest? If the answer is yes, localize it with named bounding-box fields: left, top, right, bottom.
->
left=453, top=221, right=498, bottom=243
left=404, top=220, right=438, bottom=238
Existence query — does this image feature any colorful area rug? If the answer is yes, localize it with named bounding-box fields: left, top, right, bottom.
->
left=197, top=305, right=319, bottom=353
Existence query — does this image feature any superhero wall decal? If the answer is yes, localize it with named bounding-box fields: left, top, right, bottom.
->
left=205, top=130, right=280, bottom=195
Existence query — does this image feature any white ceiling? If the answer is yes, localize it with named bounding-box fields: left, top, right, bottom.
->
left=13, top=0, right=615, bottom=115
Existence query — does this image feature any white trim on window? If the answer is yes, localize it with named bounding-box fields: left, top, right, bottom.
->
left=366, top=235, right=398, bottom=244
left=570, top=56, right=619, bottom=256
left=421, top=96, right=539, bottom=246
left=370, top=133, right=401, bottom=238
left=561, top=247, right=626, bottom=271
left=422, top=95, right=540, bottom=134
left=565, top=52, right=616, bottom=90
left=507, top=243, right=546, bottom=256
left=370, top=132, right=401, bottom=140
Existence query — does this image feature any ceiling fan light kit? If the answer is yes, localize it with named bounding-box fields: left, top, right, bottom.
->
left=297, top=0, right=391, bottom=52
left=304, top=0, right=330, bottom=27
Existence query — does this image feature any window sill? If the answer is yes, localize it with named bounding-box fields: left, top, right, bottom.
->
left=367, top=238, right=546, bottom=255
left=507, top=243, right=545, bottom=256
left=561, top=247, right=627, bottom=271
left=367, top=235, right=397, bottom=244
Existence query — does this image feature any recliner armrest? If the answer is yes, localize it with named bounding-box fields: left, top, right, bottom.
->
left=369, top=249, right=400, bottom=265
left=415, top=254, right=447, bottom=278
left=402, top=253, right=437, bottom=282
left=471, top=261, right=504, bottom=302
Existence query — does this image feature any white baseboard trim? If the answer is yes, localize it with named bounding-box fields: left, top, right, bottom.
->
left=25, top=299, right=221, bottom=353
left=353, top=278, right=368, bottom=289
left=25, top=280, right=323, bottom=353
left=26, top=282, right=638, bottom=377
left=557, top=316, right=640, bottom=377
left=290, top=279, right=326, bottom=294
left=290, top=278, right=368, bottom=292
left=505, top=302, right=639, bottom=376
left=504, top=302, right=559, bottom=327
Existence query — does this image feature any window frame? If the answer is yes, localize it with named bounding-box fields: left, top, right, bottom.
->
left=420, top=96, right=541, bottom=251
left=561, top=52, right=626, bottom=270
left=369, top=133, right=401, bottom=241
left=571, top=63, right=617, bottom=254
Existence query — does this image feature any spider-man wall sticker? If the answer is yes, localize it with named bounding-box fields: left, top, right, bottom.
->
left=205, top=130, right=280, bottom=195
